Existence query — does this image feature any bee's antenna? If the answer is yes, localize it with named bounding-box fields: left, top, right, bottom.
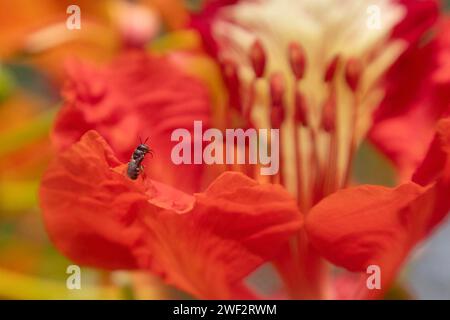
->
left=139, top=136, right=142, bottom=144
left=144, top=136, right=149, bottom=144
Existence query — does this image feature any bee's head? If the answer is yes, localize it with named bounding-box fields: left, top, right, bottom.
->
left=137, top=137, right=150, bottom=153
left=137, top=144, right=150, bottom=153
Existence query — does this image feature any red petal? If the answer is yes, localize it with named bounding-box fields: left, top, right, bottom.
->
left=189, top=0, right=239, bottom=56
left=305, top=182, right=447, bottom=299
left=40, top=131, right=302, bottom=298
left=370, top=17, right=450, bottom=181
left=52, top=50, right=212, bottom=193
left=392, top=0, right=439, bottom=44
left=413, top=118, right=450, bottom=186
left=40, top=130, right=144, bottom=270
left=307, top=117, right=450, bottom=297
left=306, top=183, right=425, bottom=273
left=134, top=172, right=303, bottom=298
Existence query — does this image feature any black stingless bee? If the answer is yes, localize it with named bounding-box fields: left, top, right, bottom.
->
left=127, top=137, right=153, bottom=180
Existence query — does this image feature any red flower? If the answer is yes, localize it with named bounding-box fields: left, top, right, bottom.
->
left=370, top=16, right=450, bottom=181
left=40, top=130, right=303, bottom=299
left=306, top=118, right=450, bottom=299
left=40, top=123, right=450, bottom=299
left=52, top=50, right=212, bottom=193
left=191, top=0, right=450, bottom=185
left=186, top=0, right=450, bottom=299
left=39, top=1, right=450, bottom=300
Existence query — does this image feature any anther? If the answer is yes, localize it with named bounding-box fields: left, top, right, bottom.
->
left=345, top=58, right=361, bottom=92
left=222, top=58, right=242, bottom=112
left=288, top=42, right=306, bottom=80
left=269, top=72, right=285, bottom=128
left=321, top=95, right=336, bottom=132
left=270, top=72, right=284, bottom=107
left=324, top=55, right=340, bottom=83
left=223, top=58, right=238, bottom=82
left=294, top=91, right=308, bottom=126
left=250, top=39, right=266, bottom=78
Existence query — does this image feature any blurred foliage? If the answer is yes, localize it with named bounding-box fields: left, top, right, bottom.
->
left=4, top=63, right=59, bottom=105
left=0, top=108, right=55, bottom=157
left=384, top=283, right=414, bottom=300
left=184, top=0, right=204, bottom=12
left=352, top=140, right=396, bottom=187
left=0, top=67, right=15, bottom=103
left=0, top=180, right=39, bottom=213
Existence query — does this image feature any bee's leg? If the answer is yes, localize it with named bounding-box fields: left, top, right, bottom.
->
left=140, top=164, right=147, bottom=180
left=148, top=149, right=154, bottom=158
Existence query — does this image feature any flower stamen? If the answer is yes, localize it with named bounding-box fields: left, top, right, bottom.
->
left=250, top=39, right=267, bottom=79
left=270, top=72, right=286, bottom=185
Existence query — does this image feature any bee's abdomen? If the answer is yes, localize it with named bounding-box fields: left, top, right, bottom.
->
left=127, top=160, right=140, bottom=180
